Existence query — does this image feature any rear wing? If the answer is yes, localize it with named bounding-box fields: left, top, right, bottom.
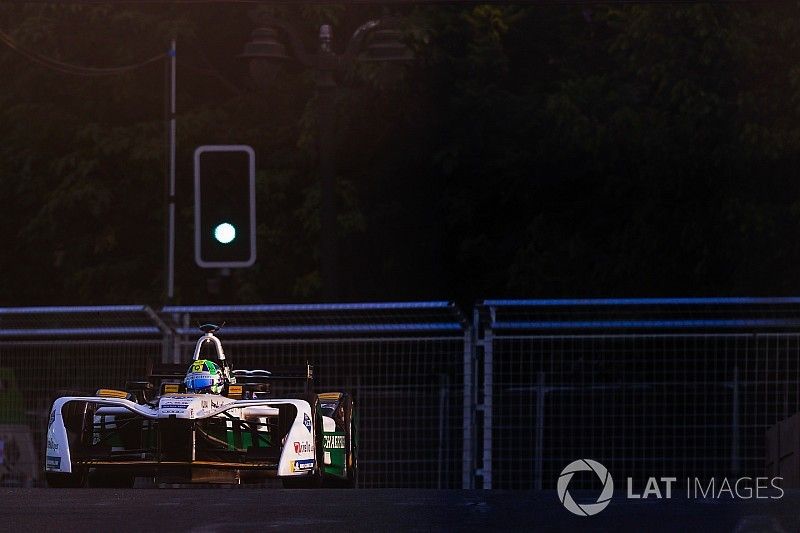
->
left=233, top=364, right=314, bottom=395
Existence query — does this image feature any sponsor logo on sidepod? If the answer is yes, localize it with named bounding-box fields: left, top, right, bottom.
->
left=303, top=413, right=312, bottom=432
left=293, top=459, right=315, bottom=471
left=45, top=456, right=61, bottom=471
left=324, top=435, right=345, bottom=449
left=294, top=441, right=313, bottom=453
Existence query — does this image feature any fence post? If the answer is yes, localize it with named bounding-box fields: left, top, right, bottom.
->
left=142, top=305, right=173, bottom=363
left=731, top=364, right=740, bottom=475
left=463, top=326, right=474, bottom=489
left=483, top=326, right=493, bottom=489
left=439, top=373, right=449, bottom=489
left=534, top=370, right=545, bottom=490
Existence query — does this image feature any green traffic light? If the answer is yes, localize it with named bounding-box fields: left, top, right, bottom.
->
left=214, top=222, right=236, bottom=244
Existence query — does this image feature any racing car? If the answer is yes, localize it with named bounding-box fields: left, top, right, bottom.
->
left=44, top=324, right=357, bottom=488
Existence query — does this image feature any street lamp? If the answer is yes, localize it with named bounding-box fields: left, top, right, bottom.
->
left=242, top=16, right=413, bottom=300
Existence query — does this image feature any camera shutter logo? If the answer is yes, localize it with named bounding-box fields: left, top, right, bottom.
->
left=557, top=459, right=614, bottom=516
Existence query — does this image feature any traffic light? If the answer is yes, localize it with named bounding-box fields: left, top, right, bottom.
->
left=194, top=145, right=256, bottom=268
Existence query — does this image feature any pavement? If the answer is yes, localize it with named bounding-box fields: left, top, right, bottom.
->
left=1, top=488, right=798, bottom=532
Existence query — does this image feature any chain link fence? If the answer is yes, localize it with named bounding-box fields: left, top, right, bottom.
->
left=0, top=303, right=470, bottom=488
left=4, top=298, right=800, bottom=489
left=160, top=303, right=470, bottom=488
left=474, top=298, right=800, bottom=489
left=0, top=306, right=167, bottom=487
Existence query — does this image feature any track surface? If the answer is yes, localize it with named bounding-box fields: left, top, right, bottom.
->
left=1, top=488, right=798, bottom=532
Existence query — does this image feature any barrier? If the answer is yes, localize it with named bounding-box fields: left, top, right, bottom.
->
left=161, top=303, right=470, bottom=488
left=473, top=298, right=800, bottom=489
left=0, top=303, right=470, bottom=488
left=0, top=306, right=166, bottom=486
left=4, top=298, right=800, bottom=489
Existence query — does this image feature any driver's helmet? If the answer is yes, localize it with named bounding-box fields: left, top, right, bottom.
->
left=184, top=359, right=224, bottom=394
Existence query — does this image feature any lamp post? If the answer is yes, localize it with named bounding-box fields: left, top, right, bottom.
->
left=242, top=17, right=412, bottom=300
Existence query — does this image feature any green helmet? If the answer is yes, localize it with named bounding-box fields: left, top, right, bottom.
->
left=184, top=359, right=224, bottom=394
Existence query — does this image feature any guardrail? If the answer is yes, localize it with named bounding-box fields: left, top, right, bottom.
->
left=4, top=298, right=800, bottom=489
left=473, top=298, right=800, bottom=489
left=0, top=302, right=471, bottom=488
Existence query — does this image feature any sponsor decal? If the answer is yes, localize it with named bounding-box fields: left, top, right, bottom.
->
left=45, top=456, right=61, bottom=471
left=303, top=413, right=312, bottom=432
left=293, top=459, right=315, bottom=472
left=161, top=397, right=192, bottom=410
left=201, top=400, right=209, bottom=409
left=294, top=441, right=313, bottom=454
left=48, top=411, right=55, bottom=428
left=324, top=435, right=345, bottom=449
left=46, top=438, right=59, bottom=451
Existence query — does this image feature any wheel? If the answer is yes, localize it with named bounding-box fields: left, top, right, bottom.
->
left=282, top=394, right=324, bottom=489
left=88, top=470, right=135, bottom=488
left=46, top=399, right=92, bottom=488
left=46, top=470, right=88, bottom=488
left=343, top=395, right=358, bottom=488
left=324, top=394, right=358, bottom=488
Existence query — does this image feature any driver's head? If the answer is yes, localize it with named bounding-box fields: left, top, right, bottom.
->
left=184, top=359, right=223, bottom=394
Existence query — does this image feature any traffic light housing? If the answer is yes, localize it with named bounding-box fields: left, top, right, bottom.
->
left=194, top=145, right=256, bottom=268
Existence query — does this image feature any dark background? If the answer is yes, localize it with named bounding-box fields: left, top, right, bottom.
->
left=2, top=2, right=799, bottom=306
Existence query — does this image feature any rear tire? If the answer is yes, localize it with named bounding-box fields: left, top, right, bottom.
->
left=343, top=395, right=358, bottom=488
left=324, top=394, right=358, bottom=488
left=282, top=394, right=324, bottom=489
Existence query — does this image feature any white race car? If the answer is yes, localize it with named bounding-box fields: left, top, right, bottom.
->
left=44, top=324, right=357, bottom=487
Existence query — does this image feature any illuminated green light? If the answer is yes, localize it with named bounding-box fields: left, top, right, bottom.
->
left=214, top=223, right=236, bottom=244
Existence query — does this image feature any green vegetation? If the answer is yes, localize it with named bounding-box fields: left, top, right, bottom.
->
left=2, top=3, right=799, bottom=305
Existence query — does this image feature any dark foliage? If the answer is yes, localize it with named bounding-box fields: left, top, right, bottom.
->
left=2, top=3, right=799, bottom=306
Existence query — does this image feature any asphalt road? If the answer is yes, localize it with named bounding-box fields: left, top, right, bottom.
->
left=1, top=488, right=798, bottom=532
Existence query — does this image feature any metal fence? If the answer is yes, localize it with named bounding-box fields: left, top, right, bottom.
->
left=4, top=298, right=800, bottom=489
left=160, top=303, right=470, bottom=488
left=0, top=302, right=470, bottom=488
left=473, top=298, right=800, bottom=489
left=0, top=306, right=168, bottom=487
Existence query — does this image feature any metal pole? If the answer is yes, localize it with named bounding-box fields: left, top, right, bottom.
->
left=317, top=25, right=338, bottom=301
left=731, top=364, right=740, bottom=475
left=463, top=326, right=474, bottom=489
left=483, top=327, right=493, bottom=489
left=534, top=371, right=545, bottom=490
left=166, top=38, right=177, bottom=302
left=438, top=373, right=448, bottom=489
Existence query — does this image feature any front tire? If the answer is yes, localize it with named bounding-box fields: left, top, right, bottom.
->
left=45, top=470, right=88, bottom=488
left=88, top=470, right=135, bottom=488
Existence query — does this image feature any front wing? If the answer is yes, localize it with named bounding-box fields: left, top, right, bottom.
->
left=45, top=396, right=317, bottom=479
